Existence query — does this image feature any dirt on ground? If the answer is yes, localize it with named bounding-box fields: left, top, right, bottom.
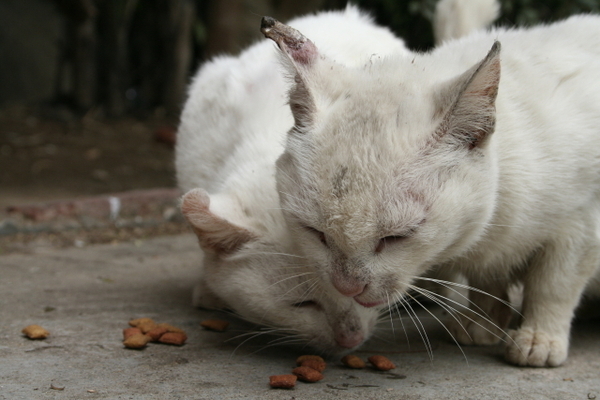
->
left=0, top=104, right=190, bottom=252
left=0, top=104, right=178, bottom=208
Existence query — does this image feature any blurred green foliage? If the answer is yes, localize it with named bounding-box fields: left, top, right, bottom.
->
left=498, top=0, right=600, bottom=26
left=353, top=0, right=438, bottom=50
left=353, top=0, right=600, bottom=51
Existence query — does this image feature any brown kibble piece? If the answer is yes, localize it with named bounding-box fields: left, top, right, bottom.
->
left=137, top=321, right=158, bottom=334
left=292, top=366, right=324, bottom=382
left=368, top=355, right=396, bottom=371
left=296, top=355, right=325, bottom=365
left=146, top=326, right=169, bottom=342
left=123, top=327, right=142, bottom=340
left=341, top=354, right=366, bottom=369
left=156, top=323, right=186, bottom=334
left=299, top=358, right=326, bottom=372
left=123, top=333, right=151, bottom=349
left=128, top=318, right=155, bottom=327
left=158, top=332, right=187, bottom=346
left=22, top=325, right=49, bottom=340
left=269, top=374, right=297, bottom=389
left=200, top=319, right=230, bottom=332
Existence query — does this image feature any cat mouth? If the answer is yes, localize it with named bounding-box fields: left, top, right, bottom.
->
left=353, top=297, right=385, bottom=308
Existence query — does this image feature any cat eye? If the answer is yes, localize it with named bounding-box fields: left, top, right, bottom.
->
left=375, top=235, right=409, bottom=253
left=305, top=226, right=327, bottom=246
left=292, top=300, right=322, bottom=310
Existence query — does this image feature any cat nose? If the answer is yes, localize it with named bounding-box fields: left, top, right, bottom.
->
left=335, top=331, right=364, bottom=349
left=331, top=275, right=366, bottom=297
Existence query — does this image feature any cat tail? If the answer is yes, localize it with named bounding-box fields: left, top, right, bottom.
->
left=433, top=0, right=500, bottom=45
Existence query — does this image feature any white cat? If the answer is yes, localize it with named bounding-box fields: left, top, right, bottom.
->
left=177, top=7, right=408, bottom=353
left=267, top=13, right=600, bottom=366
left=176, top=3, right=500, bottom=353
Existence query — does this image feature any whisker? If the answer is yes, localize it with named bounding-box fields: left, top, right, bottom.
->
left=240, top=250, right=306, bottom=259
left=266, top=271, right=315, bottom=290
left=410, top=284, right=511, bottom=346
left=226, top=327, right=288, bottom=343
left=415, top=276, right=521, bottom=316
left=243, top=336, right=309, bottom=356
left=406, top=288, right=470, bottom=364
left=391, top=300, right=411, bottom=347
left=385, top=291, right=395, bottom=340
left=395, top=294, right=433, bottom=361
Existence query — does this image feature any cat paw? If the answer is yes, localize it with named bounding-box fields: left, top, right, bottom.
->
left=505, top=327, right=568, bottom=367
left=447, top=311, right=506, bottom=346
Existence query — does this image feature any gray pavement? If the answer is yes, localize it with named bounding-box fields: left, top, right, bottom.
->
left=1, top=233, right=599, bottom=399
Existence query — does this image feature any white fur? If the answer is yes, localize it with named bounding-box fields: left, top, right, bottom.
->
left=433, top=0, right=499, bottom=44
left=274, top=14, right=600, bottom=366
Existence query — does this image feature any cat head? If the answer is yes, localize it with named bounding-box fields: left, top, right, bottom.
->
left=264, top=18, right=501, bottom=307
left=180, top=188, right=380, bottom=353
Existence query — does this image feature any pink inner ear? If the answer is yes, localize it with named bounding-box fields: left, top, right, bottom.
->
left=181, top=189, right=257, bottom=255
left=260, top=16, right=318, bottom=66
left=286, top=40, right=318, bottom=66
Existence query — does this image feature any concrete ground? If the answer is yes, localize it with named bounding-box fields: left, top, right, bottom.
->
left=1, top=233, right=599, bottom=400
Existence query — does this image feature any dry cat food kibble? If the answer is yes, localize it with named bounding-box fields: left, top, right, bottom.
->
left=22, top=325, right=49, bottom=340
left=123, top=327, right=142, bottom=340
left=157, top=323, right=186, bottom=334
left=200, top=319, right=230, bottom=332
left=296, top=355, right=324, bottom=365
left=123, top=333, right=152, bottom=349
left=269, top=374, right=297, bottom=389
left=368, top=355, right=396, bottom=371
left=128, top=318, right=155, bottom=327
left=123, top=318, right=187, bottom=348
left=298, top=358, right=326, bottom=372
left=138, top=321, right=158, bottom=334
left=341, top=354, right=366, bottom=369
left=158, top=332, right=187, bottom=346
left=292, top=366, right=324, bottom=382
left=146, top=326, right=169, bottom=341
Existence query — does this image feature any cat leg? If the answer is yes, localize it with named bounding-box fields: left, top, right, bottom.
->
left=447, top=282, right=512, bottom=346
left=505, top=235, right=600, bottom=367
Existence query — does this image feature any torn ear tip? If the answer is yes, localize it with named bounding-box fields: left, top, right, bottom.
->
left=260, top=16, right=278, bottom=31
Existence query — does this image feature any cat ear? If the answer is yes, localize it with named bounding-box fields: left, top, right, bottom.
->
left=436, top=41, right=501, bottom=149
left=260, top=16, right=319, bottom=67
left=181, top=189, right=257, bottom=256
left=261, top=16, right=317, bottom=130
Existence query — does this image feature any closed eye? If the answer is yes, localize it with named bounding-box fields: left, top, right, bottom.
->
left=375, top=235, right=409, bottom=253
left=292, top=300, right=322, bottom=311
left=305, top=226, right=327, bottom=246
left=376, top=218, right=425, bottom=253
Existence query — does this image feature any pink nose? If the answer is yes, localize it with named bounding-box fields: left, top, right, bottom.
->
left=331, top=277, right=365, bottom=297
left=335, top=331, right=364, bottom=349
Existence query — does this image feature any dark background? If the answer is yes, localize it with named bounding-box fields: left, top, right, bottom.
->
left=1, top=0, right=599, bottom=207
